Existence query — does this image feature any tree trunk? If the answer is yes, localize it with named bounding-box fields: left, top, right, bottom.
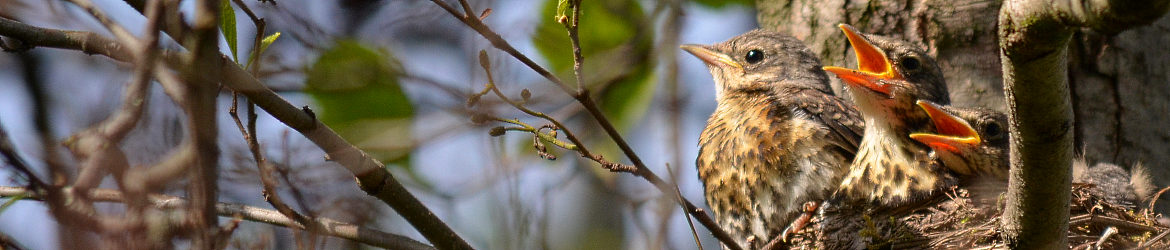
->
left=757, top=0, right=1170, bottom=205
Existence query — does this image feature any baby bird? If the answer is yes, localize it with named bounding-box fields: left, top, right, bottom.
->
left=823, top=24, right=952, bottom=207
left=684, top=29, right=863, bottom=249
left=909, top=100, right=1010, bottom=179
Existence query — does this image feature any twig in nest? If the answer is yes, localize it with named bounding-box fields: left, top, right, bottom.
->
left=1094, top=226, right=1117, bottom=249
left=1148, top=185, right=1170, bottom=212
left=1142, top=229, right=1170, bottom=248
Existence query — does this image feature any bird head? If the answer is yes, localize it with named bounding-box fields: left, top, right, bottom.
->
left=682, top=29, right=831, bottom=99
left=909, top=100, right=1009, bottom=178
left=823, top=24, right=949, bottom=129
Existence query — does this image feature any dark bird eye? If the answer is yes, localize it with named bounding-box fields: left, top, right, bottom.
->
left=745, top=49, right=764, bottom=64
left=984, top=122, right=1002, bottom=138
left=900, top=57, right=921, bottom=71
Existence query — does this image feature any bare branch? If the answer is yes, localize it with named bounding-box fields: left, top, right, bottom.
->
left=229, top=97, right=313, bottom=230
left=429, top=0, right=573, bottom=94
left=0, top=117, right=46, bottom=189
left=182, top=1, right=226, bottom=247
left=0, top=7, right=470, bottom=250
left=1, top=16, right=472, bottom=249
left=565, top=0, right=584, bottom=92
left=431, top=1, right=742, bottom=248
left=225, top=0, right=315, bottom=234
left=0, top=186, right=435, bottom=250
left=65, top=0, right=163, bottom=193
left=64, top=0, right=142, bottom=49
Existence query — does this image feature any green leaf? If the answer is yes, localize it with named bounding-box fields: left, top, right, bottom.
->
left=305, top=40, right=414, bottom=168
left=219, top=0, right=238, bottom=62
left=597, top=62, right=656, bottom=131
left=246, top=32, right=281, bottom=70
left=533, top=0, right=657, bottom=131
left=554, top=0, right=570, bottom=22
left=259, top=32, right=281, bottom=54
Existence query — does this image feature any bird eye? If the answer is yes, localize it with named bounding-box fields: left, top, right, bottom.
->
left=983, top=122, right=1002, bottom=138
left=900, top=56, right=921, bottom=71
left=745, top=49, right=764, bottom=64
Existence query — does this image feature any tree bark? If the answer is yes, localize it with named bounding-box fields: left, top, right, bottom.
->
left=997, top=0, right=1168, bottom=247
left=997, top=1, right=1077, bottom=246
left=757, top=0, right=1170, bottom=206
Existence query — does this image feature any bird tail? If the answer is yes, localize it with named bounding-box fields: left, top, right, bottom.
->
left=1071, top=156, right=1090, bottom=183
left=1130, top=162, right=1158, bottom=202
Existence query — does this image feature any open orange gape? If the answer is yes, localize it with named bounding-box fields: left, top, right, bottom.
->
left=908, top=100, right=982, bottom=153
left=822, top=24, right=903, bottom=96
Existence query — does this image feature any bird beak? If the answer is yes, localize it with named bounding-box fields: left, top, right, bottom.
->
left=823, top=24, right=901, bottom=96
left=681, top=44, right=743, bottom=71
left=839, top=24, right=899, bottom=79
left=909, top=100, right=981, bottom=153
left=823, top=66, right=892, bottom=95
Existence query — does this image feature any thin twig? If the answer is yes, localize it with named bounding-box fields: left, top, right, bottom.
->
left=64, top=0, right=142, bottom=49
left=0, top=118, right=46, bottom=189
left=0, top=11, right=474, bottom=248
left=0, top=230, right=28, bottom=250
left=14, top=48, right=64, bottom=188
left=565, top=0, right=584, bottom=92
left=225, top=0, right=314, bottom=233
left=429, top=0, right=573, bottom=93
left=431, top=1, right=741, bottom=248
left=213, top=216, right=242, bottom=250
left=230, top=97, right=313, bottom=229
left=1139, top=229, right=1170, bottom=249
left=67, top=0, right=162, bottom=192
left=1094, top=226, right=1117, bottom=249
left=1068, top=214, right=1165, bottom=233
left=230, top=0, right=267, bottom=73
left=667, top=164, right=703, bottom=250
left=0, top=186, right=435, bottom=250
left=1148, top=185, right=1170, bottom=212
left=475, top=53, right=630, bottom=171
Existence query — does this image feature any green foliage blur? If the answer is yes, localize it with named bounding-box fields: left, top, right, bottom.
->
left=304, top=41, right=414, bottom=167
left=535, top=0, right=656, bottom=132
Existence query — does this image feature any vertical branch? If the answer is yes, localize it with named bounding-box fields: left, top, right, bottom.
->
left=997, top=0, right=1169, bottom=248
left=183, top=0, right=224, bottom=247
left=565, top=0, right=585, bottom=92
left=12, top=53, right=52, bottom=190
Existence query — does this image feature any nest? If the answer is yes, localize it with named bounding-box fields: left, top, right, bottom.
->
left=784, top=182, right=1170, bottom=249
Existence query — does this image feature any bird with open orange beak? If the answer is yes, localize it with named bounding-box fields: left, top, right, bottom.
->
left=822, top=24, right=952, bottom=207
left=811, top=25, right=965, bottom=250
left=910, top=100, right=1010, bottom=179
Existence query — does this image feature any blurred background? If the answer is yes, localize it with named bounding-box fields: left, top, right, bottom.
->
left=0, top=0, right=763, bottom=249
left=4, top=0, right=1169, bottom=249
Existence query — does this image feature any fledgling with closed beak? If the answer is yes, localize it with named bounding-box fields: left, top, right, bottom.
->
left=1073, top=160, right=1159, bottom=210
left=823, top=24, right=952, bottom=207
left=683, top=29, right=863, bottom=249
left=910, top=100, right=1010, bottom=180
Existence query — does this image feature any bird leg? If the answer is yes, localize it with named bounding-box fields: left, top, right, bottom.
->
left=778, top=201, right=820, bottom=242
